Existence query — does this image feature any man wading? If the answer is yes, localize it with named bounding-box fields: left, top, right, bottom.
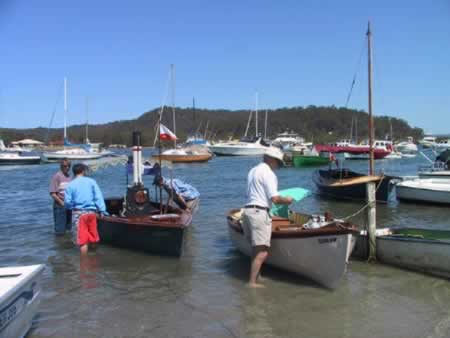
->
left=64, top=164, right=107, bottom=255
left=242, top=147, right=293, bottom=288
left=49, top=158, right=72, bottom=235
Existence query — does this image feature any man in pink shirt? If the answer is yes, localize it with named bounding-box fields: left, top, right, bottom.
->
left=49, top=158, right=72, bottom=235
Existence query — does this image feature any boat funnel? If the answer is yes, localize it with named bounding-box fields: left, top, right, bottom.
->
left=132, top=131, right=143, bottom=186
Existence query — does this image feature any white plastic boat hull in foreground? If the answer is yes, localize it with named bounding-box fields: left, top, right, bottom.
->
left=228, top=226, right=351, bottom=289
left=0, top=264, right=45, bottom=338
left=396, top=179, right=450, bottom=204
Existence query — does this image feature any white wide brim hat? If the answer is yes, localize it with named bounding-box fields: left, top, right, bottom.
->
left=264, top=147, right=285, bottom=165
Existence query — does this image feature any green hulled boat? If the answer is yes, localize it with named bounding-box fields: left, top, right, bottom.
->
left=293, top=155, right=331, bottom=167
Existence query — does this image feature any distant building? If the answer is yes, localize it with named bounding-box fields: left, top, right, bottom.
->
left=11, top=139, right=44, bottom=148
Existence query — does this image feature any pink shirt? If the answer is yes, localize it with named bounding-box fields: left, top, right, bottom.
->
left=49, top=171, right=72, bottom=200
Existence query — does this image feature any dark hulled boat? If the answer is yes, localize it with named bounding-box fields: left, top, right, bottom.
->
left=98, top=198, right=191, bottom=256
left=97, top=131, right=192, bottom=257
left=313, top=169, right=396, bottom=202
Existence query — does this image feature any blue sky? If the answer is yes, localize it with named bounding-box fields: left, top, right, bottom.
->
left=1, top=0, right=449, bottom=134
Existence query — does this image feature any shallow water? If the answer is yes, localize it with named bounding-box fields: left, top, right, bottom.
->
left=1, top=150, right=449, bottom=338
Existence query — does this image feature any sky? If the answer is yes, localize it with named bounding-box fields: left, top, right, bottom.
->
left=1, top=0, right=449, bottom=134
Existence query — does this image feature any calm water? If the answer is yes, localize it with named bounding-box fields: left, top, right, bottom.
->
left=1, top=150, right=450, bottom=338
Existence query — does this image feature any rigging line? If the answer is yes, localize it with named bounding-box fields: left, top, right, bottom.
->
left=153, top=68, right=172, bottom=146
left=344, top=37, right=367, bottom=108
left=45, top=81, right=64, bottom=144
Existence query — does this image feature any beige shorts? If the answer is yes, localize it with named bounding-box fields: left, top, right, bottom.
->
left=242, top=208, right=272, bottom=247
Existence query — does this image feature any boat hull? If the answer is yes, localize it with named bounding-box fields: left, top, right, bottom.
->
left=210, top=146, right=267, bottom=156
left=353, top=228, right=450, bottom=279
left=41, top=152, right=102, bottom=162
left=97, top=198, right=192, bottom=256
left=0, top=265, right=45, bottom=338
left=152, top=153, right=212, bottom=163
left=396, top=179, right=450, bottom=205
left=0, top=157, right=41, bottom=165
left=313, top=169, right=395, bottom=202
left=227, top=210, right=357, bottom=289
left=98, top=217, right=187, bottom=256
left=292, top=155, right=330, bottom=167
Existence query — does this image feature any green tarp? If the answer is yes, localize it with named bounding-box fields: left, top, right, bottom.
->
left=270, top=187, right=311, bottom=218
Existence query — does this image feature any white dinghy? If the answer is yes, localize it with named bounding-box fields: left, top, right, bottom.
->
left=227, top=209, right=357, bottom=289
left=0, top=265, right=45, bottom=338
left=396, top=178, right=450, bottom=205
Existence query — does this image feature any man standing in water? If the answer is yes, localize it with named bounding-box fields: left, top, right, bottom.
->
left=49, top=158, right=72, bottom=235
left=242, top=147, right=293, bottom=288
left=64, top=163, right=107, bottom=255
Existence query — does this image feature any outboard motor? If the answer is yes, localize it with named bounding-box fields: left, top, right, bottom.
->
left=124, top=131, right=155, bottom=217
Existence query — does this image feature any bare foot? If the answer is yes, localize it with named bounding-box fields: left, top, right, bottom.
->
left=247, top=282, right=266, bottom=288
left=257, top=276, right=268, bottom=283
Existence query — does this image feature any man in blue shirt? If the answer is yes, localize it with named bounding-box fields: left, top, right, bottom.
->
left=154, top=176, right=200, bottom=214
left=65, top=164, right=107, bottom=255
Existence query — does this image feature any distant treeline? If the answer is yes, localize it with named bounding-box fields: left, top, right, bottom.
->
left=0, top=105, right=423, bottom=146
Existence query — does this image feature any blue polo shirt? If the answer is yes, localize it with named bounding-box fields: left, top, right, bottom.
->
left=64, top=176, right=106, bottom=213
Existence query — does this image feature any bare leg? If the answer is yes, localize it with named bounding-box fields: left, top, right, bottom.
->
left=80, top=244, right=88, bottom=256
left=248, top=245, right=269, bottom=288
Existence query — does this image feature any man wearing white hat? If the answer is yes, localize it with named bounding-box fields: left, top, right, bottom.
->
left=242, top=147, right=293, bottom=288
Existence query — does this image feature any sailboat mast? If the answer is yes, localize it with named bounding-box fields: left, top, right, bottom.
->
left=193, top=97, right=196, bottom=130
left=171, top=64, right=176, bottom=148
left=367, top=22, right=375, bottom=175
left=64, top=77, right=67, bottom=141
left=255, top=91, right=259, bottom=137
left=244, top=110, right=252, bottom=137
left=264, top=110, right=268, bottom=139
left=85, top=96, right=89, bottom=143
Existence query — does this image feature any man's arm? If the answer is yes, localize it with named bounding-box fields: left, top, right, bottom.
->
left=271, top=195, right=293, bottom=205
left=50, top=192, right=64, bottom=206
left=64, top=186, right=73, bottom=210
left=92, top=181, right=107, bottom=213
left=163, top=181, right=187, bottom=209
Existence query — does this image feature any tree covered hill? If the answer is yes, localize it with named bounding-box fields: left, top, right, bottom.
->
left=0, top=105, right=423, bottom=146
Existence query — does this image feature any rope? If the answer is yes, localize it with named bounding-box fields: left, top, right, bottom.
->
left=340, top=173, right=385, bottom=221
left=45, top=82, right=64, bottom=144
left=344, top=38, right=366, bottom=108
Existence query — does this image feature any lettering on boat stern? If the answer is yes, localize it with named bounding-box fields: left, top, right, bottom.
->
left=318, top=237, right=337, bottom=244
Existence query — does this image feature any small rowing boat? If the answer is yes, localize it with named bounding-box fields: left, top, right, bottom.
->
left=227, top=209, right=358, bottom=289
left=353, top=228, right=450, bottom=279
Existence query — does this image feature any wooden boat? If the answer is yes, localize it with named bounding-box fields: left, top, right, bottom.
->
left=152, top=148, right=212, bottom=163
left=352, top=228, right=450, bottom=279
left=293, top=154, right=331, bottom=167
left=314, top=24, right=398, bottom=202
left=98, top=198, right=192, bottom=256
left=97, top=131, right=192, bottom=256
left=227, top=209, right=358, bottom=289
left=313, top=169, right=396, bottom=202
left=0, top=264, right=45, bottom=338
left=396, top=178, right=450, bottom=205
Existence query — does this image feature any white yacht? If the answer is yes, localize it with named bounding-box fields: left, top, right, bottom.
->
left=395, top=136, right=418, bottom=154
left=418, top=136, right=437, bottom=148
left=271, top=131, right=305, bottom=148
left=434, top=139, right=450, bottom=152
left=0, top=152, right=41, bottom=165
left=209, top=137, right=269, bottom=156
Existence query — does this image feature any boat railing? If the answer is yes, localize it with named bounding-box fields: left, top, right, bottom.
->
left=418, top=161, right=448, bottom=172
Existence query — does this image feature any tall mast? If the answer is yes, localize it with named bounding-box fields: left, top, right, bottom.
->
left=244, top=110, right=252, bottom=137
left=193, top=97, right=196, bottom=131
left=64, top=77, right=67, bottom=140
left=264, top=109, right=268, bottom=139
left=367, top=21, right=375, bottom=175
left=85, top=96, right=89, bottom=143
left=255, top=91, right=259, bottom=137
left=170, top=64, right=176, bottom=148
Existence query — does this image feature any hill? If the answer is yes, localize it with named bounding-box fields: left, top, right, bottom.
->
left=0, top=105, right=423, bottom=146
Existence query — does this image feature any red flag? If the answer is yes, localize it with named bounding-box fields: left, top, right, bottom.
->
left=160, top=123, right=177, bottom=141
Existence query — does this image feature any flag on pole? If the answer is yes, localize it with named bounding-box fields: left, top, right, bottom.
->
left=160, top=123, right=177, bottom=141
